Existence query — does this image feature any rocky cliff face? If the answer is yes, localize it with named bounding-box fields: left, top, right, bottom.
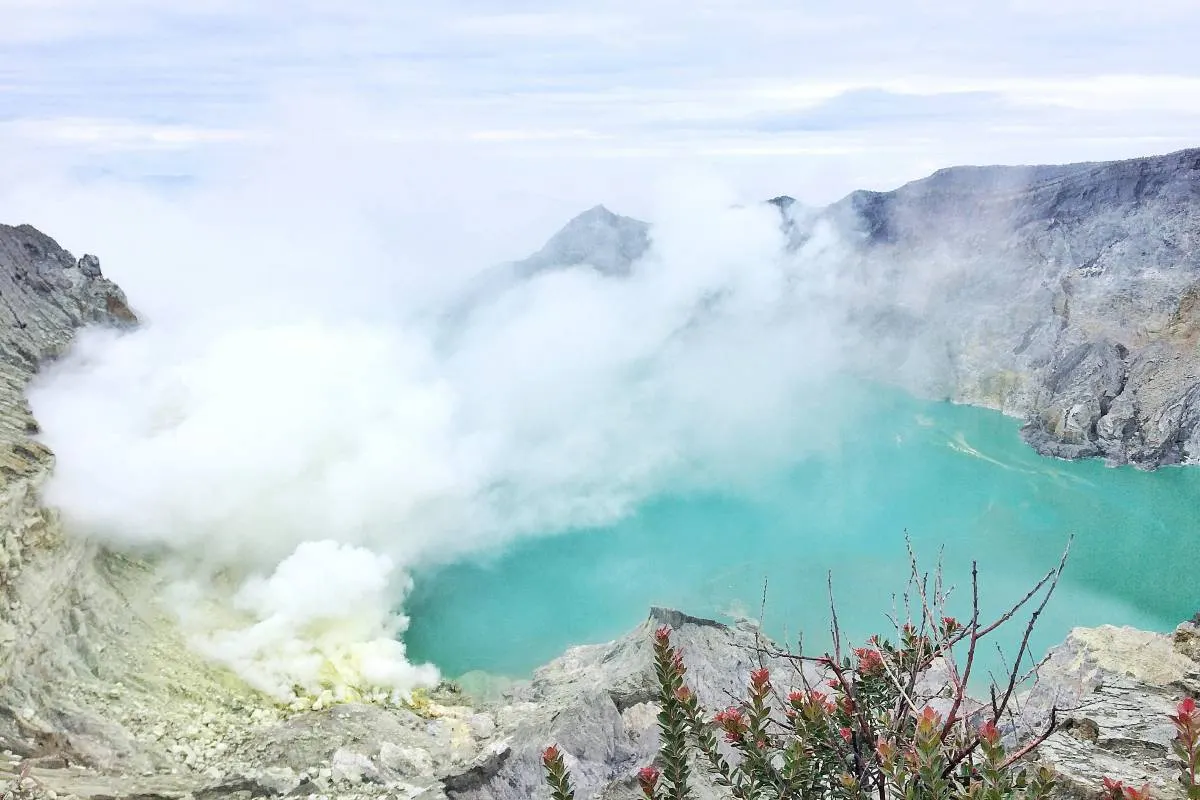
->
left=0, top=225, right=515, bottom=799
left=828, top=147, right=1200, bottom=468
left=511, top=148, right=1200, bottom=468
left=0, top=225, right=278, bottom=788
left=0, top=223, right=159, bottom=768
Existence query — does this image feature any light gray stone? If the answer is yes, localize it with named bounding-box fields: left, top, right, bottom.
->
left=379, top=742, right=434, bottom=777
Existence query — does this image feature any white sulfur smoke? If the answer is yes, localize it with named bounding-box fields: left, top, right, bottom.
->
left=172, top=541, right=438, bottom=704
left=15, top=149, right=852, bottom=701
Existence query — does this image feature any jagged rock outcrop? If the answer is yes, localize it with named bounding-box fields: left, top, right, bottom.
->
left=0, top=223, right=164, bottom=769
left=826, top=147, right=1200, bottom=468
left=512, top=206, right=650, bottom=279
left=447, top=608, right=818, bottom=800
left=1018, top=621, right=1200, bottom=799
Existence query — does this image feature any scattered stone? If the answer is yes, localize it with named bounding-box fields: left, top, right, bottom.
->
left=378, top=743, right=433, bottom=777
left=330, top=750, right=378, bottom=785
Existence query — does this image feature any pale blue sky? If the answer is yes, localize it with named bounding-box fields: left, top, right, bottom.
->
left=3, top=1, right=1199, bottom=244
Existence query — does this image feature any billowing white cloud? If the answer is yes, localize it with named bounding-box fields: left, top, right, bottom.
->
left=13, top=135, right=849, bottom=699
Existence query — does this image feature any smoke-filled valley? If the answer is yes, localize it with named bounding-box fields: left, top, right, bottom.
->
left=13, top=164, right=855, bottom=701
left=4, top=145, right=1196, bottom=712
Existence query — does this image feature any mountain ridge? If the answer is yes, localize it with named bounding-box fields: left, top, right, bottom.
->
left=524, top=145, right=1200, bottom=468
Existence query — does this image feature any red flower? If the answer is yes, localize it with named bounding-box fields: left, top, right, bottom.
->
left=853, top=647, right=885, bottom=675
left=1124, top=784, right=1151, bottom=800
left=941, top=616, right=959, bottom=633
left=812, top=691, right=836, bottom=714
left=750, top=668, right=771, bottom=691
left=1101, top=776, right=1150, bottom=800
left=788, top=689, right=835, bottom=718
left=542, top=745, right=562, bottom=767
left=713, top=707, right=748, bottom=743
left=827, top=678, right=841, bottom=690
left=915, top=706, right=940, bottom=734
left=978, top=720, right=1000, bottom=745
left=1170, top=696, right=1198, bottom=736
left=839, top=727, right=853, bottom=743
left=674, top=686, right=694, bottom=704
left=654, top=625, right=671, bottom=645
left=637, top=765, right=660, bottom=796
left=714, top=707, right=745, bottom=726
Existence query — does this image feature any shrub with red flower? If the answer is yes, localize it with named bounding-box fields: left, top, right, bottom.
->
left=541, top=745, right=574, bottom=800
left=853, top=646, right=885, bottom=675
left=542, top=546, right=1093, bottom=800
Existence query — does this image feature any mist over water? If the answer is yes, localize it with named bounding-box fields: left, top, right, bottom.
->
left=406, top=383, right=1196, bottom=680
left=5, top=142, right=1194, bottom=702
left=11, top=154, right=855, bottom=701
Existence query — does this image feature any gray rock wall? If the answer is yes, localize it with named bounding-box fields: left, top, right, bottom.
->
left=830, top=147, right=1200, bottom=468
left=497, top=148, right=1200, bottom=468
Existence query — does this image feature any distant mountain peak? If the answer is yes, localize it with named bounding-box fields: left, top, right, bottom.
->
left=514, top=204, right=650, bottom=277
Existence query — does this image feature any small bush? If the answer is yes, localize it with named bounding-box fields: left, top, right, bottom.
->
left=544, top=547, right=1198, bottom=800
left=544, top=549, right=1084, bottom=800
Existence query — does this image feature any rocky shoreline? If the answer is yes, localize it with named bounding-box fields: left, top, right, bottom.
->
left=1, top=147, right=1199, bottom=799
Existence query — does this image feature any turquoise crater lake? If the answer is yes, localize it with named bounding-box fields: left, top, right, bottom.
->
left=404, top=387, right=1198, bottom=680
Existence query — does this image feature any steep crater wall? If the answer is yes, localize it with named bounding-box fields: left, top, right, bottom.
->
left=0, top=224, right=271, bottom=777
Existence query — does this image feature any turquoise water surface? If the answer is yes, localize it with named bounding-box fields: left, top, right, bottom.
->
left=404, top=386, right=1198, bottom=681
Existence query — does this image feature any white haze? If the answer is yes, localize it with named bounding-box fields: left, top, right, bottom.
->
left=9, top=134, right=856, bottom=702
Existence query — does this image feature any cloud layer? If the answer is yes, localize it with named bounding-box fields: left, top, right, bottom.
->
left=3, top=0, right=1199, bottom=214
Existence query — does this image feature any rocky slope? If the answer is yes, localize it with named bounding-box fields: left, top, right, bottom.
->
left=514, top=148, right=1200, bottom=468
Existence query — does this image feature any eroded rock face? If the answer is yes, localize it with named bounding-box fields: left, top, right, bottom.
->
left=0, top=223, right=156, bottom=770
left=1018, top=622, right=1200, bottom=799
left=508, top=149, right=1200, bottom=468
left=810, top=149, right=1200, bottom=468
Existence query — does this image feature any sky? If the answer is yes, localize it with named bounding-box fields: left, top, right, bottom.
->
left=3, top=0, right=1199, bottom=256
